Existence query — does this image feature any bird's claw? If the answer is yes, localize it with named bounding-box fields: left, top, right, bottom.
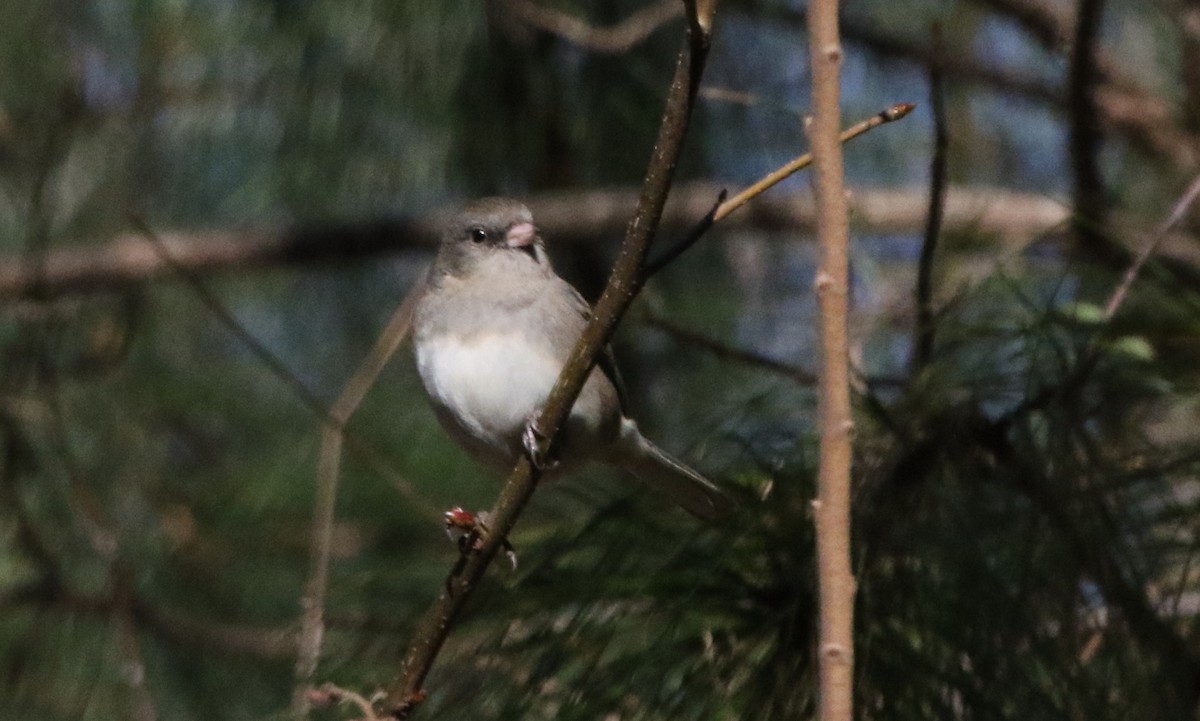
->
left=522, top=414, right=551, bottom=470
left=443, top=507, right=518, bottom=570
left=443, top=506, right=482, bottom=552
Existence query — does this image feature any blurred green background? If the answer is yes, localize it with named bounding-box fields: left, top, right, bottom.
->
left=2, top=0, right=1199, bottom=719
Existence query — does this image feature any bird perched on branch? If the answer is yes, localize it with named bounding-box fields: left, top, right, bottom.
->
left=413, top=197, right=728, bottom=520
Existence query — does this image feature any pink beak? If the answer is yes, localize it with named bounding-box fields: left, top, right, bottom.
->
left=506, top=222, right=536, bottom=248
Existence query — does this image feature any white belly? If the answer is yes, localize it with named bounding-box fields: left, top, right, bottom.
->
left=416, top=331, right=563, bottom=450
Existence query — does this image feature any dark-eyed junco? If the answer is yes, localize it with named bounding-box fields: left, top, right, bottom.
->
left=412, top=197, right=729, bottom=520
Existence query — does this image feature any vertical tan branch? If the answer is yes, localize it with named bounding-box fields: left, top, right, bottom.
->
left=806, top=0, right=855, bottom=720
left=292, top=284, right=429, bottom=717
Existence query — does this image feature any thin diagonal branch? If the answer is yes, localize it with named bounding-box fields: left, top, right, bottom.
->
left=643, top=313, right=906, bottom=389
left=645, top=102, right=914, bottom=276
left=643, top=312, right=818, bottom=384
left=113, top=572, right=159, bottom=721
left=378, top=3, right=718, bottom=716
left=716, top=103, right=914, bottom=222
left=1103, top=174, right=1200, bottom=319
left=292, top=282, right=431, bottom=716
left=998, top=173, right=1200, bottom=437
left=130, top=217, right=429, bottom=512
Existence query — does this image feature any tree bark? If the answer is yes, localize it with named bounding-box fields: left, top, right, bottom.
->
left=806, top=0, right=856, bottom=720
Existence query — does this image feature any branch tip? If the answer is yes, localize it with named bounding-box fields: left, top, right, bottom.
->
left=884, top=102, right=916, bottom=121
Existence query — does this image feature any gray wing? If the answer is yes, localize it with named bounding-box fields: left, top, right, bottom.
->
left=559, top=279, right=631, bottom=413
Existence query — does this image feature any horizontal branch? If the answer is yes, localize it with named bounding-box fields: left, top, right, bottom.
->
left=0, top=185, right=1080, bottom=299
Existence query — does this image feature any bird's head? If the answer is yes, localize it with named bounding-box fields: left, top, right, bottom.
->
left=436, top=197, right=549, bottom=277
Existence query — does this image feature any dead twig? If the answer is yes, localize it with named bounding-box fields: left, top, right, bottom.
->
left=1103, top=174, right=1200, bottom=320
left=716, top=103, right=913, bottom=223
left=646, top=102, right=914, bottom=276
left=642, top=312, right=818, bottom=384
left=291, top=282, right=435, bottom=715
left=112, top=572, right=160, bottom=721
left=130, top=217, right=428, bottom=511
left=306, top=683, right=382, bottom=721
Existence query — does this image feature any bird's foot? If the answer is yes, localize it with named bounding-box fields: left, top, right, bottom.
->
left=443, top=506, right=482, bottom=552
left=522, top=413, right=557, bottom=471
left=443, top=507, right=517, bottom=570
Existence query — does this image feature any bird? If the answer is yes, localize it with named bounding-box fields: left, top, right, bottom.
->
left=412, top=197, right=729, bottom=520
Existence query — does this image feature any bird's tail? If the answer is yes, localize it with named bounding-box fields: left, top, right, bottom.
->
left=611, top=419, right=730, bottom=521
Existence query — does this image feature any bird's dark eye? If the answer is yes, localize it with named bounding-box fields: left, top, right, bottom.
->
left=470, top=227, right=487, bottom=243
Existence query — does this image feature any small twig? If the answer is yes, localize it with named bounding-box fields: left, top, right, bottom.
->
left=1102, top=173, right=1200, bottom=320
left=292, top=283, right=432, bottom=717
left=642, top=313, right=905, bottom=389
left=715, top=103, right=914, bottom=222
left=999, top=173, right=1200, bottom=427
left=307, top=683, right=382, bottom=721
left=644, top=190, right=725, bottom=278
left=113, top=571, right=160, bottom=721
left=913, top=26, right=949, bottom=371
left=698, top=85, right=763, bottom=108
left=503, top=0, right=682, bottom=54
left=134, top=216, right=438, bottom=719
left=645, top=102, right=915, bottom=276
left=643, top=312, right=818, bottom=384
left=129, top=217, right=429, bottom=511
